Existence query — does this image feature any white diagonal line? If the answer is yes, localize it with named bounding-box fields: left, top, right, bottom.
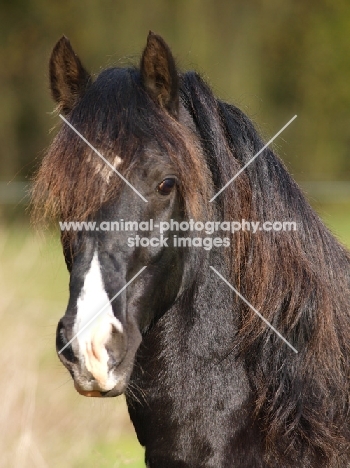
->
left=210, top=266, right=298, bottom=353
left=210, top=115, right=297, bottom=202
left=58, top=266, right=147, bottom=354
left=59, top=114, right=148, bottom=203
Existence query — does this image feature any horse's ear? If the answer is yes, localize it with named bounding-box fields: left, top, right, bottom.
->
left=49, top=36, right=91, bottom=114
left=140, top=31, right=179, bottom=118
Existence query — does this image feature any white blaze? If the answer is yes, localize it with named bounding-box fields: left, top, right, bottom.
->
left=94, top=154, right=123, bottom=183
left=74, top=250, right=123, bottom=391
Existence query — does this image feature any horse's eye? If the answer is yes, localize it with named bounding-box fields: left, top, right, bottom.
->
left=157, top=177, right=176, bottom=195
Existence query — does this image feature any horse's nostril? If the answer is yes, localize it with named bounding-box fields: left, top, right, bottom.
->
left=105, top=325, right=127, bottom=370
left=56, top=320, right=77, bottom=363
left=107, top=356, right=119, bottom=369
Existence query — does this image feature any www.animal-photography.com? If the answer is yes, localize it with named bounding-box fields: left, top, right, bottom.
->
left=1, top=2, right=350, bottom=467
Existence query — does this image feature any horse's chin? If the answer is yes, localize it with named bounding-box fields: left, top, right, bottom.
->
left=71, top=357, right=133, bottom=398
left=74, top=379, right=127, bottom=398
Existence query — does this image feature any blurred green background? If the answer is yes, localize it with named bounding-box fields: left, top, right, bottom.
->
left=0, top=1, right=349, bottom=467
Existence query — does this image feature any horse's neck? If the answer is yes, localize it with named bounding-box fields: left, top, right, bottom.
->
left=127, top=255, right=265, bottom=467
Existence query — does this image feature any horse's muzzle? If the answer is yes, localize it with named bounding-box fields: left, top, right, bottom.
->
left=56, top=316, right=129, bottom=396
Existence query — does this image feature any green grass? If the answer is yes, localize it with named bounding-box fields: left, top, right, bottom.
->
left=0, top=203, right=348, bottom=467
left=313, top=202, right=350, bottom=247
left=75, top=437, right=145, bottom=468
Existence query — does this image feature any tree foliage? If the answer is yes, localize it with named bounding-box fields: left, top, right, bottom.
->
left=0, top=0, right=349, bottom=182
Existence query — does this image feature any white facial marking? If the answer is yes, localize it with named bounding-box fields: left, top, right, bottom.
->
left=103, top=155, right=123, bottom=183
left=86, top=153, right=123, bottom=183
left=98, top=155, right=123, bottom=183
left=113, top=155, right=123, bottom=167
left=73, top=251, right=123, bottom=391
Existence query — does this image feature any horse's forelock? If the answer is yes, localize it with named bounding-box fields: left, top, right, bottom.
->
left=31, top=67, right=212, bottom=226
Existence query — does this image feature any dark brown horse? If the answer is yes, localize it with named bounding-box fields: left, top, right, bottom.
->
left=32, top=32, right=350, bottom=467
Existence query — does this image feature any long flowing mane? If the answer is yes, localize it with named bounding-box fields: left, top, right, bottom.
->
left=181, top=72, right=350, bottom=465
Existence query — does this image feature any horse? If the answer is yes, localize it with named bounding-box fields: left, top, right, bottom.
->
left=32, top=32, right=350, bottom=467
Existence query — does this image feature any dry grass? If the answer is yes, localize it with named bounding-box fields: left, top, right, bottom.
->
left=0, top=226, right=144, bottom=468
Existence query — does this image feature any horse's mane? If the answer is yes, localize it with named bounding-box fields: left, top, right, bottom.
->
left=181, top=72, right=350, bottom=466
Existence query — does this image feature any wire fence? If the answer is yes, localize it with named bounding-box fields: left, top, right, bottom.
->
left=0, top=182, right=30, bottom=205
left=1, top=181, right=350, bottom=206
